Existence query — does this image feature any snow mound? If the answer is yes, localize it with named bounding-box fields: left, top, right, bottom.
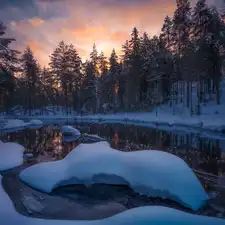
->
left=3, top=119, right=30, bottom=130
left=28, top=119, right=43, bottom=129
left=0, top=176, right=224, bottom=225
left=61, top=126, right=81, bottom=139
left=83, top=133, right=106, bottom=141
left=20, top=142, right=208, bottom=211
left=2, top=119, right=43, bottom=131
left=0, top=142, right=24, bottom=171
left=62, top=136, right=79, bottom=142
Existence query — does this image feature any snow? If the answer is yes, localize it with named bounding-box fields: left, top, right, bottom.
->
left=9, top=109, right=225, bottom=140
left=61, top=125, right=81, bottom=138
left=10, top=105, right=78, bottom=117
left=24, top=153, right=34, bottom=158
left=0, top=142, right=24, bottom=171
left=0, top=174, right=225, bottom=225
left=3, top=79, right=225, bottom=137
left=83, top=134, right=105, bottom=140
left=2, top=119, right=30, bottom=130
left=29, top=119, right=43, bottom=126
left=63, top=136, right=79, bottom=142
left=20, top=141, right=208, bottom=211
left=1, top=119, right=43, bottom=132
left=28, top=119, right=43, bottom=129
left=82, top=134, right=106, bottom=142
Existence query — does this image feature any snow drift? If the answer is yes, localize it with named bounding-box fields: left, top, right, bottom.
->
left=2, top=119, right=43, bottom=131
left=20, top=142, right=208, bottom=211
left=0, top=142, right=24, bottom=171
left=28, top=119, right=43, bottom=129
left=3, top=119, right=30, bottom=131
left=61, top=125, right=81, bottom=139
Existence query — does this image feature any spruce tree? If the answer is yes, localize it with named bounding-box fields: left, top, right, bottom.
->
left=21, top=47, right=39, bottom=115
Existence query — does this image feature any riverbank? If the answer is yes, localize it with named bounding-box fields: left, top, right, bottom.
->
left=9, top=110, right=225, bottom=141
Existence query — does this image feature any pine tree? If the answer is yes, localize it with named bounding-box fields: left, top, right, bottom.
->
left=82, top=60, right=97, bottom=113
left=161, top=16, right=173, bottom=51
left=49, top=41, right=68, bottom=88
left=0, top=22, right=20, bottom=71
left=49, top=41, right=82, bottom=112
left=67, top=44, right=82, bottom=112
left=192, top=1, right=224, bottom=105
left=21, top=47, right=39, bottom=115
left=172, top=0, right=192, bottom=105
left=173, top=0, right=191, bottom=56
left=139, top=32, right=151, bottom=105
left=90, top=43, right=99, bottom=77
left=126, top=27, right=142, bottom=109
left=108, top=49, right=119, bottom=107
left=160, top=16, right=174, bottom=106
left=0, top=22, right=20, bottom=111
left=98, top=51, right=108, bottom=76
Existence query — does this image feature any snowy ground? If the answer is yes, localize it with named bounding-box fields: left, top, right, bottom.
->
left=0, top=142, right=24, bottom=171
left=2, top=80, right=225, bottom=138
left=2, top=109, right=225, bottom=142
left=0, top=119, right=43, bottom=132
left=1, top=142, right=225, bottom=224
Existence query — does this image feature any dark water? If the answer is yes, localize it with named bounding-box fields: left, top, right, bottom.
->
left=1, top=123, right=225, bottom=217
left=1, top=123, right=225, bottom=176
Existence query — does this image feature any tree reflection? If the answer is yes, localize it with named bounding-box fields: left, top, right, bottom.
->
left=0, top=123, right=225, bottom=176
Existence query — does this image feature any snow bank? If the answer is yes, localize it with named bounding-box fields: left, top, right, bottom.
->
left=0, top=175, right=224, bottom=225
left=3, top=119, right=30, bottom=130
left=1, top=119, right=43, bottom=131
left=83, top=134, right=106, bottom=141
left=62, top=126, right=81, bottom=138
left=20, top=142, right=208, bottom=211
left=28, top=119, right=43, bottom=129
left=0, top=142, right=24, bottom=171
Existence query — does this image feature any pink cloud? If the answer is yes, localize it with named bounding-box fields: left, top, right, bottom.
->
left=8, top=0, right=178, bottom=66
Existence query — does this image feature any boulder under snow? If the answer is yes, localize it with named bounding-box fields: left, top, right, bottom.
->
left=0, top=142, right=24, bottom=171
left=61, top=125, right=81, bottom=140
left=20, top=142, right=208, bottom=211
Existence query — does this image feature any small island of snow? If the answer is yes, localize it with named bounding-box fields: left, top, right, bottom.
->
left=19, top=141, right=208, bottom=211
left=0, top=142, right=24, bottom=171
left=61, top=125, right=81, bottom=139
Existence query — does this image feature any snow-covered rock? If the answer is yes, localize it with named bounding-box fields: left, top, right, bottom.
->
left=24, top=153, right=34, bottom=158
left=3, top=119, right=30, bottom=131
left=1, top=119, right=43, bottom=131
left=61, top=125, right=81, bottom=139
left=28, top=119, right=43, bottom=129
left=83, top=133, right=106, bottom=142
left=20, top=142, right=208, bottom=211
left=0, top=175, right=224, bottom=225
left=29, top=119, right=43, bottom=126
left=0, top=142, right=24, bottom=171
left=62, top=136, right=79, bottom=142
left=22, top=195, right=45, bottom=214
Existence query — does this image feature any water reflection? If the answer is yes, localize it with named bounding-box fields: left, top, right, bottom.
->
left=0, top=123, right=225, bottom=176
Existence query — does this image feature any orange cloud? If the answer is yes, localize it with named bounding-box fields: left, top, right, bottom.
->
left=8, top=0, right=177, bottom=66
left=29, top=17, right=45, bottom=27
left=110, top=31, right=130, bottom=42
left=27, top=40, right=45, bottom=52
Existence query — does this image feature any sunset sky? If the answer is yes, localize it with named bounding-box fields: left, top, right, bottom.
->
left=0, top=0, right=223, bottom=66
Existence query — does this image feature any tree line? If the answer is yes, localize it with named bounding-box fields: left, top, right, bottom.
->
left=1, top=0, right=225, bottom=115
